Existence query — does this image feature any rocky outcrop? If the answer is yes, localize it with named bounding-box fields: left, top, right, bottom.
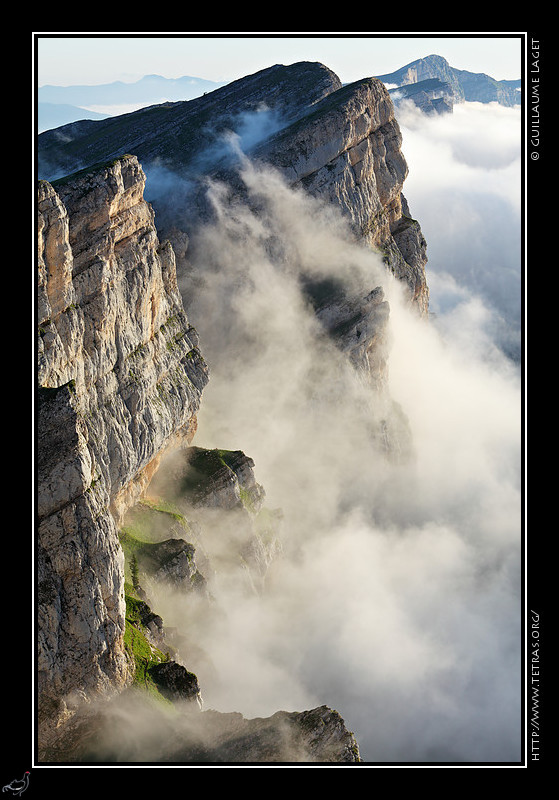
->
left=37, top=154, right=209, bottom=751
left=162, top=704, right=362, bottom=763
left=149, top=660, right=201, bottom=705
left=46, top=698, right=361, bottom=763
left=179, top=447, right=266, bottom=512
left=146, top=447, right=282, bottom=593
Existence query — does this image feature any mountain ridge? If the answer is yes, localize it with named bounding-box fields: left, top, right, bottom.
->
left=37, top=53, right=521, bottom=133
left=38, top=73, right=227, bottom=132
left=38, top=72, right=225, bottom=105
left=36, top=58, right=432, bottom=764
left=38, top=62, right=428, bottom=318
left=375, top=53, right=521, bottom=107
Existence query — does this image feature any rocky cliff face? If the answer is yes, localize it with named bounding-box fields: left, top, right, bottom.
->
left=36, top=152, right=360, bottom=764
left=37, top=154, right=208, bottom=751
left=253, top=76, right=429, bottom=317
left=36, top=61, right=430, bottom=763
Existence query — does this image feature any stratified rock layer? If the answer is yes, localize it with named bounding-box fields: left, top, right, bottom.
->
left=254, top=76, right=428, bottom=315
left=37, top=155, right=209, bottom=750
left=36, top=62, right=432, bottom=763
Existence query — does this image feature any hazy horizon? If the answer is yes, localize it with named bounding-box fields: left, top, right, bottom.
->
left=35, top=33, right=524, bottom=88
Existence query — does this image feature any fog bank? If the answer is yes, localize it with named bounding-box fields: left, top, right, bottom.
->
left=146, top=136, right=523, bottom=763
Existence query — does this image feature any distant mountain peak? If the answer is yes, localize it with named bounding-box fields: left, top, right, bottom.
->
left=37, top=72, right=228, bottom=132
left=375, top=53, right=520, bottom=107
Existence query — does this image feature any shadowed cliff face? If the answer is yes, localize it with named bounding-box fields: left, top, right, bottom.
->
left=37, top=155, right=208, bottom=748
left=250, top=77, right=429, bottom=314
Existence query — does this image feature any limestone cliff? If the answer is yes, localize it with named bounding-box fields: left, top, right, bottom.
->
left=37, top=62, right=429, bottom=400
left=37, top=154, right=208, bottom=751
left=36, top=153, right=361, bottom=764
left=36, top=62, right=429, bottom=763
left=251, top=76, right=429, bottom=315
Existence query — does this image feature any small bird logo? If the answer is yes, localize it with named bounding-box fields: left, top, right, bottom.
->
left=2, top=773, right=30, bottom=796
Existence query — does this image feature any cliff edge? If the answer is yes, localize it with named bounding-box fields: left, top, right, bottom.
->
left=35, top=62, right=431, bottom=763
left=37, top=155, right=208, bottom=751
left=36, top=154, right=361, bottom=763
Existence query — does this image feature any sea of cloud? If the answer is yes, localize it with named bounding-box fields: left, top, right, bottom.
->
left=138, top=98, right=523, bottom=765
left=94, top=94, right=523, bottom=767
left=395, top=98, right=522, bottom=364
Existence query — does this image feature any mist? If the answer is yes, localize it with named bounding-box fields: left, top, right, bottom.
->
left=141, top=105, right=522, bottom=764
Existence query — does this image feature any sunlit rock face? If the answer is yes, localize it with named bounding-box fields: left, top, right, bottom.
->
left=37, top=155, right=208, bottom=751
left=38, top=63, right=428, bottom=318
left=36, top=62, right=432, bottom=764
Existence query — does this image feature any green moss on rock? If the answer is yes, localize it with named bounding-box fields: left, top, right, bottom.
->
left=123, top=593, right=172, bottom=704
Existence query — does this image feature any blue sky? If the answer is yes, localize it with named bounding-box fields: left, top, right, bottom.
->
left=35, top=33, right=524, bottom=87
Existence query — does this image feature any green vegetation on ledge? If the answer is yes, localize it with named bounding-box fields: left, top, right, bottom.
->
left=180, top=447, right=241, bottom=496
left=123, top=588, right=172, bottom=705
left=119, top=497, right=199, bottom=703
